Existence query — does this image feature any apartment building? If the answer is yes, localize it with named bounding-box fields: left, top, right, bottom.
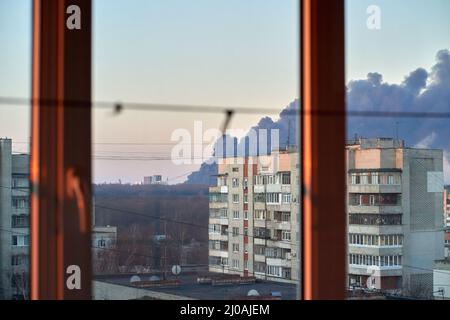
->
left=444, top=187, right=450, bottom=258
left=208, top=150, right=300, bottom=284
left=346, top=138, right=445, bottom=295
left=143, top=175, right=166, bottom=185
left=0, top=139, right=30, bottom=300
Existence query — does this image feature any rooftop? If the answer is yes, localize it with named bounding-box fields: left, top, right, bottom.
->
left=94, top=271, right=297, bottom=300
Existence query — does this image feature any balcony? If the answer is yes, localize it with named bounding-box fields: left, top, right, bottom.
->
left=208, top=233, right=229, bottom=242
left=209, top=186, right=228, bottom=194
left=348, top=265, right=403, bottom=277
left=12, top=189, right=30, bottom=197
left=253, top=185, right=265, bottom=193
left=348, top=205, right=403, bottom=214
left=254, top=220, right=267, bottom=228
left=209, top=217, right=229, bottom=225
left=267, top=220, right=291, bottom=230
left=254, top=254, right=266, bottom=262
left=266, top=257, right=291, bottom=268
left=266, top=184, right=282, bottom=193
left=209, top=202, right=228, bottom=210
left=209, top=249, right=229, bottom=258
left=348, top=224, right=403, bottom=235
left=347, top=246, right=403, bottom=257
left=347, top=184, right=402, bottom=194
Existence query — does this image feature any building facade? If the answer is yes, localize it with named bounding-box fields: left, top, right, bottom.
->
left=443, top=186, right=450, bottom=257
left=0, top=139, right=30, bottom=299
left=433, top=258, right=450, bottom=299
left=143, top=175, right=165, bottom=185
left=208, top=150, right=300, bottom=284
left=346, top=138, right=445, bottom=295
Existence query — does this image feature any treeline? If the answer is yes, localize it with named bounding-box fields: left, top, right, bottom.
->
left=92, top=183, right=209, bottom=274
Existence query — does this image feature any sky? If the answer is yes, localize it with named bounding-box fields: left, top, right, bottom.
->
left=0, top=0, right=449, bottom=183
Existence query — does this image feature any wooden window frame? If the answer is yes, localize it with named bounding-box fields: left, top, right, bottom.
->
left=31, top=0, right=92, bottom=300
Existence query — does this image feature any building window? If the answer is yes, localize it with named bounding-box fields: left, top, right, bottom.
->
left=232, top=167, right=239, bottom=173
left=254, top=227, right=270, bottom=239
left=282, top=231, right=291, bottom=241
left=282, top=194, right=291, bottom=204
left=244, top=260, right=249, bottom=270
left=348, top=233, right=403, bottom=247
left=266, top=193, right=280, bottom=204
left=243, top=195, right=248, bottom=203
left=254, top=210, right=266, bottom=220
left=209, top=224, right=221, bottom=234
left=97, top=239, right=106, bottom=248
left=254, top=262, right=266, bottom=273
left=281, top=172, right=291, bottom=185
left=244, top=210, right=248, bottom=220
left=12, top=235, right=29, bottom=247
left=232, top=178, right=239, bottom=187
left=12, top=197, right=29, bottom=209
left=232, top=227, right=239, bottom=237
left=11, top=215, right=29, bottom=228
left=233, top=210, right=240, bottom=219
left=209, top=193, right=227, bottom=203
left=232, top=243, right=239, bottom=253
left=232, top=194, right=239, bottom=203
left=12, top=178, right=29, bottom=189
left=349, top=213, right=402, bottom=226
left=349, top=194, right=400, bottom=206
left=267, top=265, right=282, bottom=277
left=281, top=212, right=291, bottom=222
left=221, top=209, right=228, bottom=218
left=232, top=259, right=240, bottom=269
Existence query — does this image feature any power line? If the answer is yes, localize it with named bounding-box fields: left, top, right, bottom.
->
left=3, top=95, right=450, bottom=118
left=94, top=203, right=300, bottom=248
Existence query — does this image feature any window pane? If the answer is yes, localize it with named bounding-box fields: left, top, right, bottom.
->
left=346, top=0, right=450, bottom=299
left=92, top=0, right=300, bottom=300
left=0, top=0, right=31, bottom=300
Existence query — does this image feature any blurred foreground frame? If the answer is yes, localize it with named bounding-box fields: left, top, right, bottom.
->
left=29, top=0, right=346, bottom=300
left=301, top=0, right=346, bottom=300
left=31, top=0, right=92, bottom=300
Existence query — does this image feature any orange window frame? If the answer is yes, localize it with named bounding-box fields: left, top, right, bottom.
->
left=30, top=0, right=346, bottom=300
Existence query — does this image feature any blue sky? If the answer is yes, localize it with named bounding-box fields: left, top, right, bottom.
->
left=0, top=0, right=449, bottom=183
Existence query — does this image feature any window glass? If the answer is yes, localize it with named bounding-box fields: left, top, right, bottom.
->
left=346, top=0, right=450, bottom=298
left=0, top=0, right=31, bottom=300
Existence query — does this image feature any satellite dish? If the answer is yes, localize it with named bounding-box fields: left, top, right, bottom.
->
left=172, top=265, right=182, bottom=275
left=149, top=275, right=160, bottom=282
left=130, top=275, right=141, bottom=283
left=247, top=289, right=260, bottom=297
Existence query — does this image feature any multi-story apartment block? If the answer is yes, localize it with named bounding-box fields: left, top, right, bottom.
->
left=0, top=138, right=30, bottom=300
left=346, top=138, right=445, bottom=295
left=443, top=186, right=450, bottom=226
left=208, top=150, right=300, bottom=284
left=443, top=186, right=450, bottom=257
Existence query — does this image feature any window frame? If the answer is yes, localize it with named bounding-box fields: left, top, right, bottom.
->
left=28, top=0, right=346, bottom=300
